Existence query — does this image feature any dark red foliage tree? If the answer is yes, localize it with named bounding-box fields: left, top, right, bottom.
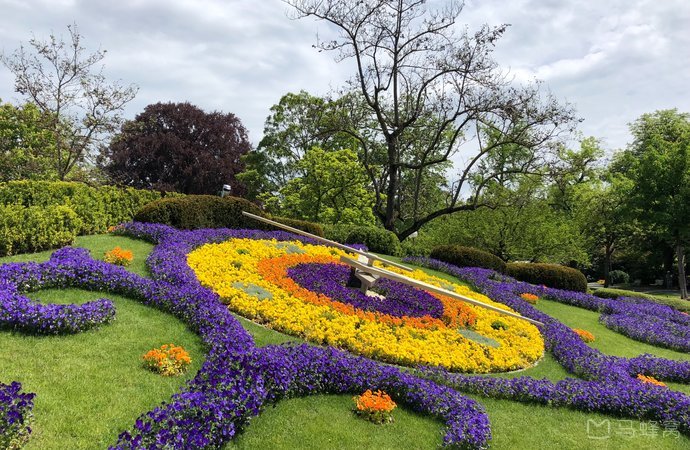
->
left=102, top=102, right=250, bottom=195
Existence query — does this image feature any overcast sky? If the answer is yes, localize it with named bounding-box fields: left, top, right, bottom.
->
left=1, top=0, right=689, bottom=154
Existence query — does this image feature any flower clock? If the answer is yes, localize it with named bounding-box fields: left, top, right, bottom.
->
left=4, top=221, right=690, bottom=450
left=187, top=239, right=544, bottom=373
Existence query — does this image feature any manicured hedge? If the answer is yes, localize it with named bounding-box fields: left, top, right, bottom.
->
left=429, top=245, right=506, bottom=273
left=0, top=180, right=175, bottom=235
left=134, top=195, right=324, bottom=236
left=272, top=216, right=324, bottom=237
left=134, top=195, right=264, bottom=230
left=323, top=224, right=401, bottom=256
left=0, top=204, right=81, bottom=256
left=506, top=262, right=588, bottom=293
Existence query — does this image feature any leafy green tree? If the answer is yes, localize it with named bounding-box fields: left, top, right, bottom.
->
left=549, top=136, right=605, bottom=213
left=265, top=147, right=376, bottom=225
left=614, top=109, right=690, bottom=298
left=1, top=24, right=137, bottom=180
left=574, top=176, right=633, bottom=287
left=421, top=179, right=587, bottom=265
left=248, top=91, right=365, bottom=190
left=287, top=0, right=577, bottom=239
left=0, top=100, right=57, bottom=181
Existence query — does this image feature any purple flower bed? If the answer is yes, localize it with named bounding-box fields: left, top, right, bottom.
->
left=404, top=257, right=690, bottom=433
left=287, top=262, right=444, bottom=319
left=0, top=381, right=34, bottom=450
left=0, top=250, right=116, bottom=335
left=256, top=344, right=491, bottom=448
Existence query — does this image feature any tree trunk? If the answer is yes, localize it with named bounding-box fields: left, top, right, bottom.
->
left=603, top=249, right=612, bottom=288
left=384, top=140, right=398, bottom=231
left=677, top=243, right=688, bottom=300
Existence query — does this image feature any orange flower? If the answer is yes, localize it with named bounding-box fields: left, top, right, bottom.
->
left=573, top=328, right=595, bottom=343
left=104, top=246, right=134, bottom=267
left=520, top=293, right=539, bottom=304
left=143, top=343, right=191, bottom=376
left=353, top=390, right=396, bottom=424
left=257, top=254, right=477, bottom=331
left=637, top=374, right=666, bottom=387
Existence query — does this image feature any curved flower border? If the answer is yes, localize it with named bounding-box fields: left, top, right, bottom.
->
left=0, top=256, right=115, bottom=335
left=404, top=257, right=690, bottom=434
left=0, top=381, right=34, bottom=450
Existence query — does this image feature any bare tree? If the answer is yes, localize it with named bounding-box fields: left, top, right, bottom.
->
left=1, top=24, right=138, bottom=180
left=286, top=0, right=578, bottom=239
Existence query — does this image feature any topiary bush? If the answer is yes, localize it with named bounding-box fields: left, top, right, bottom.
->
left=506, top=262, right=588, bottom=293
left=134, top=195, right=325, bottom=236
left=0, top=204, right=81, bottom=256
left=134, top=195, right=266, bottom=230
left=323, top=224, right=401, bottom=255
left=429, top=245, right=506, bottom=273
left=608, top=270, right=630, bottom=285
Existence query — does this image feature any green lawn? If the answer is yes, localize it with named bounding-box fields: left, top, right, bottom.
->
left=2, top=237, right=689, bottom=449
left=0, top=237, right=205, bottom=449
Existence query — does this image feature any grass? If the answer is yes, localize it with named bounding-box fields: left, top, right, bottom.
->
left=0, top=237, right=205, bottom=449
left=2, top=237, right=690, bottom=449
left=227, top=395, right=444, bottom=450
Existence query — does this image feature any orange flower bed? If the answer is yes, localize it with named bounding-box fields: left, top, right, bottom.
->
left=353, top=390, right=397, bottom=424
left=637, top=374, right=667, bottom=388
left=104, top=246, right=133, bottom=266
left=573, top=328, right=595, bottom=343
left=520, top=293, right=539, bottom=304
left=143, top=343, right=192, bottom=376
left=257, top=254, right=477, bottom=331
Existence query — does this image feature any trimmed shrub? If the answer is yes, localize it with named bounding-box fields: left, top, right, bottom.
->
left=323, top=224, right=401, bottom=256
left=608, top=270, right=630, bottom=285
left=429, top=245, right=506, bottom=273
left=506, top=262, right=588, bottom=293
left=0, top=180, right=175, bottom=234
left=135, top=195, right=326, bottom=236
left=0, top=204, right=81, bottom=256
left=134, top=195, right=265, bottom=230
left=271, top=216, right=324, bottom=237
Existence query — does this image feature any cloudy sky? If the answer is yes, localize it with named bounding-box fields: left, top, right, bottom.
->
left=1, top=0, right=688, bottom=153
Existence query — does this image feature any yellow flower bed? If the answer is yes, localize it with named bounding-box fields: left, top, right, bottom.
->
left=188, top=239, right=544, bottom=373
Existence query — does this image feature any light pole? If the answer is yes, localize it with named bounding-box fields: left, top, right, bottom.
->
left=220, top=184, right=232, bottom=198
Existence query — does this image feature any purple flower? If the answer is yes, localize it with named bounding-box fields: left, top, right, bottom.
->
left=287, top=262, right=444, bottom=319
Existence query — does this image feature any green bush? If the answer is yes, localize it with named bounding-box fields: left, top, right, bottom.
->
left=608, top=270, right=630, bottom=285
left=429, top=245, right=506, bottom=273
left=506, top=262, right=588, bottom=293
left=323, top=224, right=401, bottom=256
left=0, top=204, right=81, bottom=256
left=135, top=195, right=327, bottom=236
left=134, top=195, right=266, bottom=230
left=0, top=180, right=174, bottom=234
left=271, top=216, right=324, bottom=237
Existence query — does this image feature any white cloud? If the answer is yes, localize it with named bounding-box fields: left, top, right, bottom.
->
left=0, top=0, right=689, bottom=152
